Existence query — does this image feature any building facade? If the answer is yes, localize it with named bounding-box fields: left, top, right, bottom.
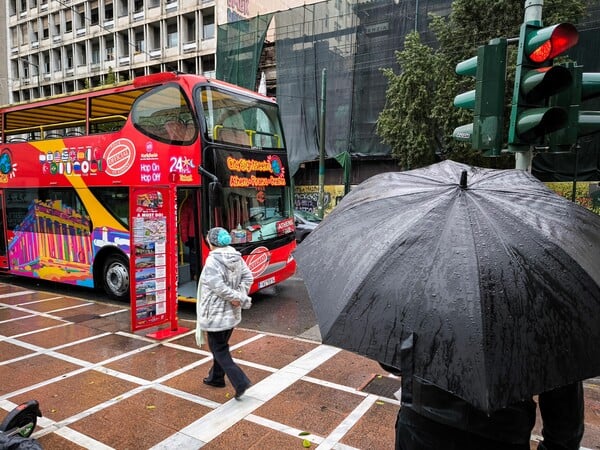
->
left=1, top=0, right=328, bottom=106
left=3, top=0, right=219, bottom=105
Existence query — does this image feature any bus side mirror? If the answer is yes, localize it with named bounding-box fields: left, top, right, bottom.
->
left=208, top=181, right=223, bottom=208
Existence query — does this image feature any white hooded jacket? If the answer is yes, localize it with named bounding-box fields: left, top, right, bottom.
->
left=196, top=245, right=253, bottom=332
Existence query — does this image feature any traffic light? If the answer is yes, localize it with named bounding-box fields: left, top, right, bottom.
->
left=508, top=23, right=579, bottom=150
left=578, top=72, right=600, bottom=137
left=453, top=38, right=507, bottom=156
left=547, top=62, right=581, bottom=151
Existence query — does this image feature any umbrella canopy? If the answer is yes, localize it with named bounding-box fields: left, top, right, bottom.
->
left=294, top=160, right=600, bottom=414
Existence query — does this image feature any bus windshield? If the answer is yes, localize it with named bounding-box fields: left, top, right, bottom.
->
left=197, top=85, right=294, bottom=245
left=198, top=86, right=283, bottom=149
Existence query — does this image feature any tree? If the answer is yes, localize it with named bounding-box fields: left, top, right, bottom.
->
left=377, top=0, right=586, bottom=170
left=377, top=33, right=440, bottom=170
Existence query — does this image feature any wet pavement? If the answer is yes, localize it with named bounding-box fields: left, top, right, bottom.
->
left=0, top=281, right=599, bottom=449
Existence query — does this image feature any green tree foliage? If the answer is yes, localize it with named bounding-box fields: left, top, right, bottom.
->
left=377, top=0, right=586, bottom=169
left=377, top=33, right=440, bottom=170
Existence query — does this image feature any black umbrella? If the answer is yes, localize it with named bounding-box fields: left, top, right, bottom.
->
left=294, top=160, right=600, bottom=414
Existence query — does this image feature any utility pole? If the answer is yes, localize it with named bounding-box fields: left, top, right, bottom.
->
left=317, top=68, right=327, bottom=219
left=514, top=0, right=543, bottom=171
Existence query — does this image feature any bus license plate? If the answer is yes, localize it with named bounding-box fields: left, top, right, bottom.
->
left=258, top=277, right=276, bottom=288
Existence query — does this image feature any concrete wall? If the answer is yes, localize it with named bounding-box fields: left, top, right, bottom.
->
left=0, top=3, right=8, bottom=105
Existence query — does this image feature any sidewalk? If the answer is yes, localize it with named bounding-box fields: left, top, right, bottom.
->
left=0, top=282, right=599, bottom=449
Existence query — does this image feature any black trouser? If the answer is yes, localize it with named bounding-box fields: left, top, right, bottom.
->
left=205, top=329, right=250, bottom=392
left=538, top=382, right=584, bottom=450
left=395, top=408, right=532, bottom=450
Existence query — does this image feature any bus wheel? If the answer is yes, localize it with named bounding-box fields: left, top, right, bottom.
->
left=103, top=254, right=129, bottom=301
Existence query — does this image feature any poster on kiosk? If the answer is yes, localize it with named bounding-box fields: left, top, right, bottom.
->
left=129, top=186, right=187, bottom=338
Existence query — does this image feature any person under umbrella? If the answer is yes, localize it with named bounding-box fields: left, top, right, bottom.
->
left=382, top=338, right=584, bottom=450
left=295, top=160, right=600, bottom=449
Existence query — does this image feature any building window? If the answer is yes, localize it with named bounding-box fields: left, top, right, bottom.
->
left=92, top=42, right=100, bottom=64
left=203, top=13, right=214, bottom=40
left=167, top=23, right=178, bottom=48
left=134, top=29, right=144, bottom=53
left=105, top=3, right=113, bottom=21
left=91, top=7, right=99, bottom=25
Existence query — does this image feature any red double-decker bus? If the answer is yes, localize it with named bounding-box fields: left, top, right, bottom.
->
left=0, top=72, right=297, bottom=303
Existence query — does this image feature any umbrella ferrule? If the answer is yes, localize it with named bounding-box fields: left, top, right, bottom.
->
left=460, top=170, right=468, bottom=188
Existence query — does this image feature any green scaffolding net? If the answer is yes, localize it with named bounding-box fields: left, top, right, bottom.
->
left=216, top=14, right=273, bottom=90
left=216, top=0, right=600, bottom=181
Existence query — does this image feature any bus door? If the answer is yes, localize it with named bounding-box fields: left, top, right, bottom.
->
left=0, top=191, right=8, bottom=268
left=178, top=188, right=200, bottom=284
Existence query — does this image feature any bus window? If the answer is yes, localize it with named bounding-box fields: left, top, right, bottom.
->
left=199, top=86, right=283, bottom=149
left=131, top=85, right=197, bottom=145
left=89, top=187, right=130, bottom=227
left=6, top=188, right=91, bottom=234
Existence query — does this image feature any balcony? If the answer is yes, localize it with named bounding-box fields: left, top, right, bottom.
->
left=183, top=42, right=197, bottom=53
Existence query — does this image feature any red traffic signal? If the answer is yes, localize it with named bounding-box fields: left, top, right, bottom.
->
left=525, top=23, right=579, bottom=64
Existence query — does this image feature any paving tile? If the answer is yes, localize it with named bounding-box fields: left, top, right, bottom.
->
left=340, top=400, right=399, bottom=448
left=9, top=370, right=139, bottom=422
left=104, top=344, right=200, bottom=381
left=307, top=350, right=385, bottom=390
left=254, top=379, right=365, bottom=436
left=0, top=340, right=34, bottom=362
left=0, top=315, right=66, bottom=337
left=55, top=334, right=154, bottom=363
left=0, top=306, right=31, bottom=321
left=163, top=359, right=273, bottom=404
left=17, top=323, right=107, bottom=348
left=203, top=419, right=306, bottom=449
left=0, top=354, right=80, bottom=397
left=79, top=314, right=132, bottom=333
left=67, top=388, right=212, bottom=449
left=54, top=302, right=128, bottom=319
left=0, top=291, right=60, bottom=306
left=35, top=431, right=87, bottom=450
left=0, top=284, right=30, bottom=295
left=228, top=334, right=318, bottom=369
left=581, top=383, right=600, bottom=449
left=21, top=296, right=92, bottom=313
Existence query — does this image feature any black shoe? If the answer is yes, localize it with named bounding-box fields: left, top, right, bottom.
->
left=203, top=378, right=226, bottom=388
left=235, top=383, right=251, bottom=400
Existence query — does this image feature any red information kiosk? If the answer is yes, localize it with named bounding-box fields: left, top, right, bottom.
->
left=129, top=185, right=188, bottom=339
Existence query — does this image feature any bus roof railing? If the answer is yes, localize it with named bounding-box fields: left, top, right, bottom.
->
left=4, top=115, right=128, bottom=141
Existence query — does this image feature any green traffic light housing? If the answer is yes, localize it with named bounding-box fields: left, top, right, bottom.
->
left=578, top=72, right=600, bottom=137
left=508, top=22, right=579, bottom=149
left=453, top=39, right=507, bottom=156
left=520, top=66, right=572, bottom=103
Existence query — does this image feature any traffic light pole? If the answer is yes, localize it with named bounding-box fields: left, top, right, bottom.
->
left=515, top=0, right=543, bottom=171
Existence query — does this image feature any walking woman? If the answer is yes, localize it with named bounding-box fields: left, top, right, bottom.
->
left=196, top=227, right=253, bottom=399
